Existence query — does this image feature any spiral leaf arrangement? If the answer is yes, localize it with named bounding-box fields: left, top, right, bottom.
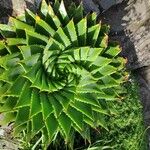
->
left=0, top=0, right=127, bottom=149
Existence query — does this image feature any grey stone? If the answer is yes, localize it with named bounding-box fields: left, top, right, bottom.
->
left=0, top=114, right=19, bottom=149
left=99, top=0, right=150, bottom=70
left=82, top=0, right=100, bottom=14
left=0, top=0, right=36, bottom=23
left=98, top=0, right=123, bottom=10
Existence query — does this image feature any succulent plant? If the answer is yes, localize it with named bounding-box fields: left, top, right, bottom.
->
left=0, top=0, right=127, bottom=149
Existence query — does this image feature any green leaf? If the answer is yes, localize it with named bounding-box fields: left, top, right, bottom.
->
left=26, top=30, right=48, bottom=45
left=10, top=17, right=34, bottom=31
left=57, top=0, right=69, bottom=25
left=41, top=73, right=50, bottom=92
left=64, top=20, right=78, bottom=46
left=73, top=5, right=83, bottom=23
left=35, top=16, right=55, bottom=36
left=105, top=45, right=121, bottom=58
left=0, top=24, right=16, bottom=38
left=101, top=75, right=119, bottom=87
left=24, top=62, right=40, bottom=83
left=25, top=9, right=36, bottom=26
left=44, top=38, right=65, bottom=54
left=96, top=65, right=117, bottom=76
left=42, top=127, right=50, bottom=149
left=32, top=113, right=44, bottom=134
left=53, top=0, right=60, bottom=14
left=13, top=123, right=26, bottom=136
left=0, top=83, right=11, bottom=97
left=48, top=94, right=63, bottom=118
left=92, top=106, right=109, bottom=115
left=83, top=116, right=95, bottom=128
left=53, top=91, right=70, bottom=110
left=58, top=112, right=71, bottom=140
left=6, top=77, right=26, bottom=96
left=92, top=56, right=111, bottom=67
left=45, top=11, right=61, bottom=30
left=31, top=69, right=43, bottom=90
left=39, top=0, right=49, bottom=18
left=93, top=112, right=108, bottom=131
left=19, top=45, right=44, bottom=59
left=87, top=13, right=97, bottom=27
left=100, top=24, right=110, bottom=35
left=67, top=3, right=76, bottom=18
left=0, top=97, right=17, bottom=112
left=87, top=24, right=101, bottom=46
left=80, top=47, right=89, bottom=60
left=41, top=93, right=53, bottom=120
left=0, top=112, right=16, bottom=125
left=0, top=0, right=127, bottom=147
left=30, top=89, right=42, bottom=117
left=73, top=48, right=80, bottom=61
left=75, top=93, right=100, bottom=107
left=67, top=106, right=83, bottom=131
left=6, top=38, right=26, bottom=46
left=46, top=114, right=58, bottom=141
left=77, top=83, right=101, bottom=94
left=96, top=34, right=108, bottom=48
left=15, top=81, right=32, bottom=108
left=14, top=107, right=30, bottom=128
left=87, top=48, right=102, bottom=61
left=53, top=27, right=71, bottom=48
left=76, top=18, right=87, bottom=46
left=71, top=101, right=93, bottom=120
left=0, top=41, right=5, bottom=51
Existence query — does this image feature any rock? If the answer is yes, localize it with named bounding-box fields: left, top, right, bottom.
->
left=0, top=114, right=19, bottom=149
left=13, top=0, right=37, bottom=15
left=0, top=0, right=37, bottom=23
left=99, top=0, right=150, bottom=70
left=0, top=0, right=13, bottom=23
left=0, top=129, right=5, bottom=137
left=0, top=139, right=19, bottom=150
left=82, top=0, right=100, bottom=14
left=98, top=0, right=123, bottom=10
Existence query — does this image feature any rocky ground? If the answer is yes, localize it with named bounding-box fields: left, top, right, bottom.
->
left=0, top=0, right=150, bottom=149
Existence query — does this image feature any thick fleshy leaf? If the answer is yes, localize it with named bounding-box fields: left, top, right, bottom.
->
left=64, top=20, right=78, bottom=46
left=15, top=81, right=32, bottom=108
left=14, top=107, right=30, bottom=128
left=30, top=89, right=42, bottom=117
left=6, top=77, right=26, bottom=96
left=58, top=112, right=71, bottom=140
left=87, top=24, right=101, bottom=46
left=57, top=0, right=69, bottom=25
left=0, top=24, right=16, bottom=38
left=0, top=0, right=126, bottom=148
left=76, top=18, right=87, bottom=46
left=25, top=9, right=36, bottom=26
left=46, top=114, right=58, bottom=141
left=26, top=30, right=48, bottom=45
left=35, top=16, right=55, bottom=36
left=67, top=106, right=83, bottom=131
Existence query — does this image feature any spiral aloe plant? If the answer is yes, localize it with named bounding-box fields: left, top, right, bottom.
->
left=0, top=0, right=127, bottom=149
